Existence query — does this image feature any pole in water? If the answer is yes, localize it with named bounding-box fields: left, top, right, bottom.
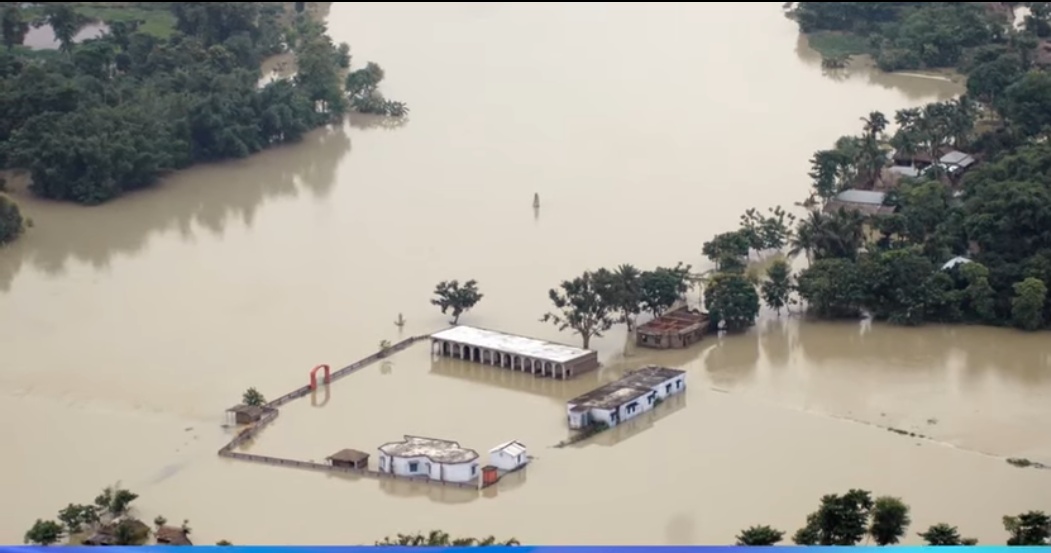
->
left=533, top=193, right=540, bottom=208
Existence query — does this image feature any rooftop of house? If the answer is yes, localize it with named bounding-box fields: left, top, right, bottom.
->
left=940, top=150, right=976, bottom=167
left=567, top=366, right=686, bottom=411
left=825, top=189, right=895, bottom=216
left=227, top=404, right=266, bottom=416
left=431, top=325, right=593, bottom=363
left=155, top=526, right=193, bottom=546
left=328, top=448, right=370, bottom=463
left=378, top=435, right=479, bottom=464
left=942, top=256, right=973, bottom=271
left=888, top=165, right=922, bottom=178
left=637, top=306, right=710, bottom=335
left=490, top=440, right=527, bottom=457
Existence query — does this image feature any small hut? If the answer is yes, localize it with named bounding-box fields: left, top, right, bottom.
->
left=226, top=404, right=265, bottom=425
left=155, top=526, right=193, bottom=546
left=327, top=448, right=370, bottom=470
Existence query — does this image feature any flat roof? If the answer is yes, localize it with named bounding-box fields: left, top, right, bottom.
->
left=835, top=189, right=886, bottom=205
left=432, top=326, right=593, bottom=363
left=567, top=366, right=686, bottom=411
left=378, top=435, right=479, bottom=464
left=328, top=448, right=370, bottom=463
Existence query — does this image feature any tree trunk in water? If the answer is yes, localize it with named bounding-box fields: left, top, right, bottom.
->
left=581, top=333, right=591, bottom=349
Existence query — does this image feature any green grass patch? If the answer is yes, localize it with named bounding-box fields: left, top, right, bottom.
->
left=23, top=3, right=177, bottom=38
left=71, top=5, right=176, bottom=38
left=806, top=31, right=874, bottom=59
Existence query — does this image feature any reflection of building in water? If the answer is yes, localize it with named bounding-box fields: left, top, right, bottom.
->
left=636, top=306, right=710, bottom=350
left=566, top=366, right=686, bottom=429
left=429, top=357, right=587, bottom=399
left=377, top=435, right=480, bottom=483
left=431, top=326, right=599, bottom=379
left=586, top=392, right=688, bottom=447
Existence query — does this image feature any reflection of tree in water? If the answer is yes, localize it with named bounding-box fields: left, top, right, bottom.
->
left=349, top=113, right=410, bottom=131
left=704, top=331, right=761, bottom=387
left=792, top=34, right=962, bottom=101
left=0, top=123, right=352, bottom=292
left=759, top=318, right=792, bottom=368
left=795, top=321, right=1051, bottom=386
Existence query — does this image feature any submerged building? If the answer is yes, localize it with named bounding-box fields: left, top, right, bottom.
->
left=377, top=435, right=480, bottom=483
left=430, top=326, right=599, bottom=379
left=565, top=366, right=686, bottom=429
left=636, top=306, right=710, bottom=349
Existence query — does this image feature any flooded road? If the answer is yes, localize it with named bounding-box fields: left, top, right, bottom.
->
left=2, top=1, right=1048, bottom=546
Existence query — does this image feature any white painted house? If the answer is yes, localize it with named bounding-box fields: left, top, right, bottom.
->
left=566, top=366, right=686, bottom=430
left=488, top=440, right=528, bottom=471
left=377, top=435, right=480, bottom=483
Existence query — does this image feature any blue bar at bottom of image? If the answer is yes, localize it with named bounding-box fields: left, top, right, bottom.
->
left=4, top=547, right=1045, bottom=552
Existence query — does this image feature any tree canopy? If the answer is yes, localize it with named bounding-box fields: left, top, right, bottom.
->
left=0, top=1, right=408, bottom=247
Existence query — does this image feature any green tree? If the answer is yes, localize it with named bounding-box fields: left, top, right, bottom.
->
left=94, top=485, right=138, bottom=517
left=960, top=262, right=997, bottom=323
left=1004, top=511, right=1051, bottom=545
left=58, top=504, right=100, bottom=534
left=242, top=387, right=266, bottom=407
left=859, top=249, right=938, bottom=325
left=735, top=525, right=785, bottom=546
left=703, top=230, right=750, bottom=271
left=917, top=523, right=978, bottom=546
left=594, top=264, right=643, bottom=328
left=24, top=520, right=63, bottom=545
left=639, top=269, right=682, bottom=318
left=431, top=280, right=484, bottom=325
left=1002, top=70, right=1051, bottom=137
left=375, top=530, right=519, bottom=546
left=792, top=489, right=874, bottom=546
left=796, top=258, right=865, bottom=319
left=704, top=273, right=760, bottom=332
left=760, top=259, right=792, bottom=315
left=42, top=3, right=80, bottom=54
left=0, top=3, right=29, bottom=51
left=1011, top=277, right=1048, bottom=330
left=869, top=496, right=911, bottom=546
left=541, top=271, right=614, bottom=349
left=0, top=193, right=24, bottom=245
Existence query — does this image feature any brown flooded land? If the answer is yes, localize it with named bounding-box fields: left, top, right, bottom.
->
left=2, top=1, right=1051, bottom=546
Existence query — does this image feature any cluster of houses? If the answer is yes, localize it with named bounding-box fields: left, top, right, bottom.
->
left=824, top=147, right=978, bottom=240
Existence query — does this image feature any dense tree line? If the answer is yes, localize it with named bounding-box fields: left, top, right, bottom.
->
left=24, top=484, right=1048, bottom=546
left=737, top=489, right=1049, bottom=547
left=791, top=2, right=1011, bottom=71
left=0, top=1, right=407, bottom=245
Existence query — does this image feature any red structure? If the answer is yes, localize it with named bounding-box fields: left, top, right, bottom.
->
left=481, top=466, right=499, bottom=486
left=309, top=364, right=331, bottom=390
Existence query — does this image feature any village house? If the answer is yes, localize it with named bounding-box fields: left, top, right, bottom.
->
left=327, top=448, right=370, bottom=470
left=225, top=404, right=266, bottom=425
left=155, top=526, right=193, bottom=546
left=936, top=150, right=977, bottom=177
left=488, top=440, right=529, bottom=471
left=430, top=326, right=599, bottom=380
left=377, top=435, right=480, bottom=483
left=565, top=366, right=686, bottom=430
left=823, top=189, right=896, bottom=217
left=636, top=306, right=710, bottom=349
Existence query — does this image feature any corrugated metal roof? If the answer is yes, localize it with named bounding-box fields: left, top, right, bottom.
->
left=940, top=151, right=975, bottom=167
left=835, top=189, right=886, bottom=205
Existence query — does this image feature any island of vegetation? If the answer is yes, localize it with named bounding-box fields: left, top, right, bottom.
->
left=0, top=1, right=407, bottom=246
left=22, top=482, right=1050, bottom=546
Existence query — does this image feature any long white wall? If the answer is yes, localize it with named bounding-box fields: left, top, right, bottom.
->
left=378, top=453, right=479, bottom=483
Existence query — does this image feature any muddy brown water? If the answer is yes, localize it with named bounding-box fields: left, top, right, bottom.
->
left=2, top=2, right=1049, bottom=546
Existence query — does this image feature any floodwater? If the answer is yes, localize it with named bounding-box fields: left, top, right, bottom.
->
left=1, top=1, right=1048, bottom=546
left=22, top=22, right=110, bottom=50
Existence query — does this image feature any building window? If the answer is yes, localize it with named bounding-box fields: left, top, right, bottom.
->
left=655, top=336, right=663, bottom=345
left=676, top=380, right=682, bottom=389
left=408, top=461, right=419, bottom=472
left=626, top=401, right=638, bottom=414
left=648, top=393, right=656, bottom=405
left=666, top=383, right=672, bottom=393
left=471, top=465, right=477, bottom=475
